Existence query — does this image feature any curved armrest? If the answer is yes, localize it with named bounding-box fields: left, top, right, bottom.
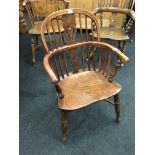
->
left=43, top=41, right=129, bottom=85
left=93, top=7, right=135, bottom=21
left=111, top=46, right=129, bottom=63
left=45, top=41, right=129, bottom=64
left=44, top=54, right=64, bottom=99
left=43, top=54, right=59, bottom=84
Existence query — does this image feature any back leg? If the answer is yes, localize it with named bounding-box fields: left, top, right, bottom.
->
left=61, top=109, right=68, bottom=143
left=114, top=93, right=120, bottom=123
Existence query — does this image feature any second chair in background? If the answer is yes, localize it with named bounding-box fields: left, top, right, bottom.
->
left=23, top=0, right=69, bottom=66
left=92, top=7, right=135, bottom=54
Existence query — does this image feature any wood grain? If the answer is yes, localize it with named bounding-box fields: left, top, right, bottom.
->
left=92, top=27, right=129, bottom=40
left=58, top=71, right=122, bottom=110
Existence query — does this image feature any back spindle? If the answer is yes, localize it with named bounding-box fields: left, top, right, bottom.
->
left=56, top=17, right=64, bottom=47
left=81, top=44, right=85, bottom=71
left=98, top=47, right=103, bottom=72
left=79, top=13, right=83, bottom=42
left=87, top=45, right=92, bottom=71
left=85, top=15, right=88, bottom=41
left=53, top=56, right=60, bottom=81
left=91, top=46, right=96, bottom=71
left=105, top=49, right=112, bottom=77
left=100, top=12, right=103, bottom=28
left=46, top=23, right=53, bottom=50
left=91, top=20, right=94, bottom=41
left=51, top=19, right=58, bottom=48
left=102, top=47, right=108, bottom=76
left=63, top=53, right=69, bottom=76
left=57, top=54, right=64, bottom=79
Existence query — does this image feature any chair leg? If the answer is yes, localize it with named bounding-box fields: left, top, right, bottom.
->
left=114, top=93, right=120, bottom=123
left=118, top=40, right=126, bottom=53
left=117, top=41, right=121, bottom=61
left=61, top=109, right=68, bottom=143
left=118, top=41, right=121, bottom=50
left=118, top=41, right=127, bottom=66
left=62, top=33, right=65, bottom=45
left=31, top=35, right=36, bottom=66
left=36, top=35, right=39, bottom=46
left=120, top=41, right=126, bottom=54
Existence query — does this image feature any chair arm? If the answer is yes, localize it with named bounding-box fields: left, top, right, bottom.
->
left=111, top=46, right=129, bottom=63
left=43, top=53, right=64, bottom=99
left=93, top=7, right=135, bottom=21
left=43, top=53, right=59, bottom=84
left=43, top=42, right=129, bottom=84
left=45, top=41, right=129, bottom=63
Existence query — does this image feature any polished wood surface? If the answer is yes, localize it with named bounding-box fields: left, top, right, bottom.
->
left=41, top=8, right=129, bottom=143
left=58, top=71, right=122, bottom=110
left=93, top=27, right=129, bottom=40
left=43, top=40, right=129, bottom=142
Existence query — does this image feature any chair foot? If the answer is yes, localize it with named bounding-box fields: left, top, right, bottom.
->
left=62, top=136, right=67, bottom=143
left=61, top=110, right=68, bottom=143
left=33, top=61, right=36, bottom=67
left=115, top=117, right=120, bottom=124
left=114, top=93, right=120, bottom=123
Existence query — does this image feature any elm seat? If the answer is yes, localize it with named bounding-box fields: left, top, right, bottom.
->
left=29, top=21, right=64, bottom=35
left=93, top=27, right=129, bottom=41
left=59, top=71, right=122, bottom=110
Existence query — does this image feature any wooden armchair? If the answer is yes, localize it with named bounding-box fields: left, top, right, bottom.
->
left=23, top=0, right=69, bottom=66
left=41, top=9, right=129, bottom=143
left=92, top=7, right=135, bottom=54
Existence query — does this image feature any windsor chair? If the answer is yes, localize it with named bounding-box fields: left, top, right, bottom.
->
left=41, top=8, right=129, bottom=143
left=23, top=0, right=69, bottom=66
left=92, top=7, right=135, bottom=54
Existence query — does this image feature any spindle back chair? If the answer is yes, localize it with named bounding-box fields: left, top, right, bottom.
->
left=41, top=9, right=129, bottom=143
left=93, top=7, right=135, bottom=54
left=41, top=8, right=100, bottom=52
left=23, top=0, right=69, bottom=65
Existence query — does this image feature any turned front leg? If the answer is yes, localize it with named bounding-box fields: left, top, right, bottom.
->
left=114, top=93, right=120, bottom=123
left=61, top=109, right=68, bottom=143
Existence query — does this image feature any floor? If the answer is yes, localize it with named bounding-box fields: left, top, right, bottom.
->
left=19, top=31, right=135, bottom=155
